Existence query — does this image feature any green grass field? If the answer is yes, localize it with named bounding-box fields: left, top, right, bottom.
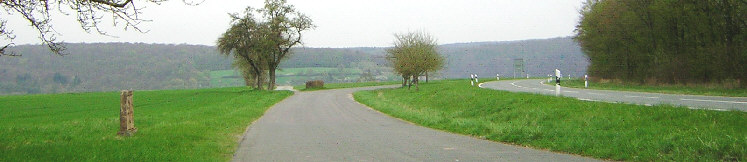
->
left=0, top=87, right=292, bottom=161
left=293, top=81, right=401, bottom=91
left=354, top=79, right=746, bottom=161
left=553, top=79, right=747, bottom=97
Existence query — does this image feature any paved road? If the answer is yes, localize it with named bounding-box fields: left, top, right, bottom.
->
left=232, top=86, right=598, bottom=161
left=480, top=79, right=747, bottom=111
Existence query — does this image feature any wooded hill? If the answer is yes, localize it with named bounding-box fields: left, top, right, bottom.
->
left=0, top=37, right=586, bottom=95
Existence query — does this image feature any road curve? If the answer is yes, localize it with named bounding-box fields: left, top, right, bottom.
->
left=232, top=86, right=599, bottom=161
left=480, top=79, right=747, bottom=111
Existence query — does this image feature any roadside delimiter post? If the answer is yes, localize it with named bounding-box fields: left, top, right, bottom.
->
left=584, top=75, right=588, bottom=88
left=555, top=69, right=561, bottom=96
left=470, top=74, right=474, bottom=86
left=118, top=90, right=137, bottom=136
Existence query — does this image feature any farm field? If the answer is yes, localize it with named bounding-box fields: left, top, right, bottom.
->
left=209, top=70, right=245, bottom=88
left=0, top=87, right=292, bottom=161
left=210, top=67, right=398, bottom=87
left=293, top=80, right=401, bottom=91
left=354, top=79, right=747, bottom=161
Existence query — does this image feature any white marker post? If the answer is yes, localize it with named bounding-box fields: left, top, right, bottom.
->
left=470, top=74, right=474, bottom=86
left=555, top=69, right=561, bottom=96
left=548, top=75, right=552, bottom=82
left=584, top=75, right=588, bottom=88
left=475, top=74, right=479, bottom=83
left=496, top=74, right=500, bottom=80
left=526, top=74, right=529, bottom=79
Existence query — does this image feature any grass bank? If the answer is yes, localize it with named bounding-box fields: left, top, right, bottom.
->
left=294, top=81, right=400, bottom=91
left=553, top=79, right=747, bottom=97
left=354, top=79, right=746, bottom=161
left=0, top=87, right=292, bottom=161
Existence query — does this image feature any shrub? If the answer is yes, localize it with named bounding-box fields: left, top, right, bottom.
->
left=305, top=80, right=324, bottom=89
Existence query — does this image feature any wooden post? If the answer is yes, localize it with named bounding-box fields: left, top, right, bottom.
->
left=118, top=90, right=137, bottom=136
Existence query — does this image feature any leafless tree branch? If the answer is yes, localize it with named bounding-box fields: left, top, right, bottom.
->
left=1, top=0, right=189, bottom=56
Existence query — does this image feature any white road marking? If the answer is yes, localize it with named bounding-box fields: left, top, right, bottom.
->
left=625, top=95, right=659, bottom=99
left=478, top=83, right=483, bottom=88
left=578, top=98, right=599, bottom=102
left=680, top=98, right=747, bottom=104
left=687, top=106, right=729, bottom=111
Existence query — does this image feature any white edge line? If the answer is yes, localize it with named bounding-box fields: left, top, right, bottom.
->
left=681, top=98, right=747, bottom=104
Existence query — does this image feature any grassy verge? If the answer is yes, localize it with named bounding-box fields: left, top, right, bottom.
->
left=0, top=87, right=292, bottom=161
left=354, top=79, right=746, bottom=161
left=293, top=81, right=400, bottom=91
left=551, top=79, right=747, bottom=97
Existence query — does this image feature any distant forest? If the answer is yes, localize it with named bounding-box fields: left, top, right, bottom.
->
left=0, top=37, right=587, bottom=95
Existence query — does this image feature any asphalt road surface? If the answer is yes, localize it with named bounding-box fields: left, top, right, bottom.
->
left=232, top=86, right=599, bottom=161
left=480, top=79, right=746, bottom=111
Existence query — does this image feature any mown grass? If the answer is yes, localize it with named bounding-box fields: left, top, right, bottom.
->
left=0, top=87, right=292, bottom=161
left=554, top=79, right=747, bottom=97
left=354, top=79, right=746, bottom=161
left=293, top=81, right=400, bottom=91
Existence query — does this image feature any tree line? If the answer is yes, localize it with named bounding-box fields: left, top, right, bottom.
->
left=575, top=0, right=746, bottom=88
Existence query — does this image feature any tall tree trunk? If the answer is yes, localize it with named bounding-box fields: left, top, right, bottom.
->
left=402, top=75, right=409, bottom=87
left=248, top=61, right=263, bottom=90
left=268, top=67, right=276, bottom=90
left=425, top=71, right=429, bottom=83
left=414, top=76, right=419, bottom=91
left=255, top=74, right=263, bottom=90
left=407, top=75, right=412, bottom=90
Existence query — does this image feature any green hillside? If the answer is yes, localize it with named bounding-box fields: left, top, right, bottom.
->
left=0, top=37, right=586, bottom=95
left=0, top=87, right=292, bottom=161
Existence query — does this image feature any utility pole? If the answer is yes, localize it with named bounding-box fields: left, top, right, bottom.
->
left=513, top=58, right=525, bottom=79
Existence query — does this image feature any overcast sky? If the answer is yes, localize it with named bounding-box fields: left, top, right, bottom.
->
left=5, top=0, right=585, bottom=48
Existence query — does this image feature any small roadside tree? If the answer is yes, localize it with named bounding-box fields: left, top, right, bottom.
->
left=386, top=31, right=444, bottom=91
left=216, top=8, right=270, bottom=90
left=217, top=0, right=314, bottom=90
left=258, top=0, right=314, bottom=89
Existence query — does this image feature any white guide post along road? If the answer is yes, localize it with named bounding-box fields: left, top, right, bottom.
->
left=232, top=86, right=599, bottom=161
left=480, top=79, right=747, bottom=112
